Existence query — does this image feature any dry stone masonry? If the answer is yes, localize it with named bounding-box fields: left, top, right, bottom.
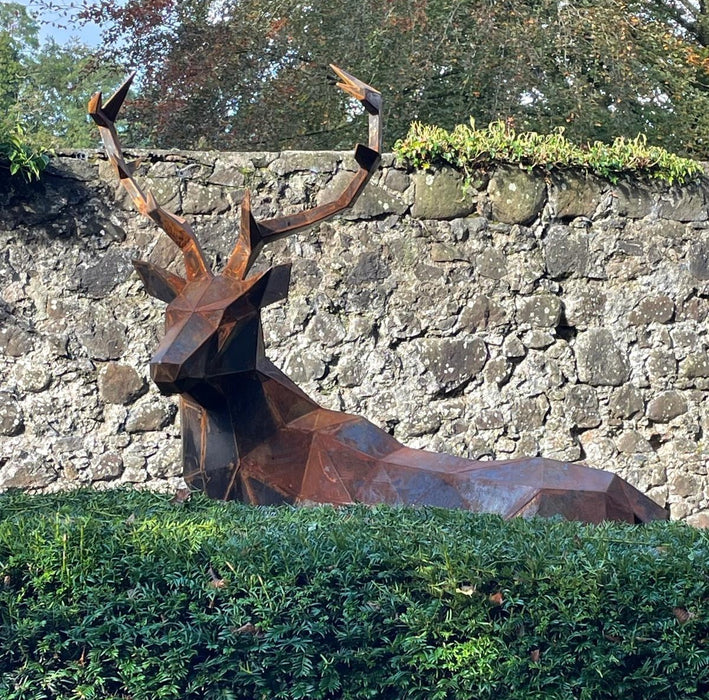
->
left=1, top=150, right=708, bottom=523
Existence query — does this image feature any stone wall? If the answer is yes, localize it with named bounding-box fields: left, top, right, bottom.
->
left=1, top=149, right=708, bottom=523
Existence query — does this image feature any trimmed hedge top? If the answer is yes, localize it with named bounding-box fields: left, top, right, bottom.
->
left=0, top=489, right=708, bottom=699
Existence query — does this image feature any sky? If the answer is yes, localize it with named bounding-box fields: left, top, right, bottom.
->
left=6, top=0, right=103, bottom=47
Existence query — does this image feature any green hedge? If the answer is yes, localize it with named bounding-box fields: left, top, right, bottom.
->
left=0, top=489, right=708, bottom=699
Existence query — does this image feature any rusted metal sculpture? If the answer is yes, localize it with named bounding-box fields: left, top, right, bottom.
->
left=90, top=68, right=668, bottom=524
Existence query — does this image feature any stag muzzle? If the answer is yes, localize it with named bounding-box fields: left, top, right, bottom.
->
left=149, top=314, right=215, bottom=396
left=150, top=361, right=184, bottom=395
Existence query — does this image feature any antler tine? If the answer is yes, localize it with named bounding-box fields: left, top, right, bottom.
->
left=222, top=65, right=382, bottom=280
left=222, top=190, right=263, bottom=280
left=89, top=75, right=212, bottom=281
left=330, top=64, right=382, bottom=152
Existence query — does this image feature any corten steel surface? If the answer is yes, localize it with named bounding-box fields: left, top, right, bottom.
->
left=90, top=68, right=668, bottom=524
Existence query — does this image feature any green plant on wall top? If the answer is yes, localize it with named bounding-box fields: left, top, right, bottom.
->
left=0, top=125, right=50, bottom=182
left=394, top=120, right=704, bottom=186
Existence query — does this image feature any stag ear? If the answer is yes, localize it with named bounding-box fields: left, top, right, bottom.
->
left=133, top=260, right=186, bottom=303
left=248, top=264, right=292, bottom=308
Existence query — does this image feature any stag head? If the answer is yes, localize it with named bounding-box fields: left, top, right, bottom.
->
left=89, top=67, right=382, bottom=407
left=129, top=188, right=292, bottom=401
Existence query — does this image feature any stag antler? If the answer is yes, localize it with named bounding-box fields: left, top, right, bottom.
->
left=222, top=64, right=383, bottom=279
left=91, top=66, right=381, bottom=282
left=88, top=75, right=211, bottom=281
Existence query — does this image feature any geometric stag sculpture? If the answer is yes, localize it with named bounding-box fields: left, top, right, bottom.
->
left=90, top=68, right=668, bottom=524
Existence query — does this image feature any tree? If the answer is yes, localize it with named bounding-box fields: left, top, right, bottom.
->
left=0, top=2, right=124, bottom=148
left=0, top=2, right=39, bottom=135
left=20, top=38, right=126, bottom=148
left=63, top=0, right=709, bottom=155
left=646, top=0, right=709, bottom=46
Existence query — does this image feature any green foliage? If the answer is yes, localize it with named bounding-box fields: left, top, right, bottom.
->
left=73, top=0, right=709, bottom=155
left=0, top=125, right=50, bottom=181
left=394, top=120, right=704, bottom=185
left=1, top=489, right=708, bottom=699
left=0, top=3, right=125, bottom=152
left=13, top=39, right=127, bottom=149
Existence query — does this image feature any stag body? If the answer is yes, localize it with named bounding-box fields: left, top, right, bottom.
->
left=90, top=69, right=668, bottom=523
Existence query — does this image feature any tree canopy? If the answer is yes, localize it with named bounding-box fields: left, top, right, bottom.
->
left=0, top=2, right=123, bottom=149
left=68, top=0, right=709, bottom=156
left=6, top=0, right=709, bottom=158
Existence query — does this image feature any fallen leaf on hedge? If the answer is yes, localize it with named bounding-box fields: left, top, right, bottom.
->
left=673, top=607, right=694, bottom=623
left=456, top=584, right=475, bottom=596
left=234, top=622, right=258, bottom=635
left=171, top=488, right=192, bottom=504
left=489, top=592, right=504, bottom=605
left=530, top=649, right=540, bottom=662
left=208, top=565, right=226, bottom=588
